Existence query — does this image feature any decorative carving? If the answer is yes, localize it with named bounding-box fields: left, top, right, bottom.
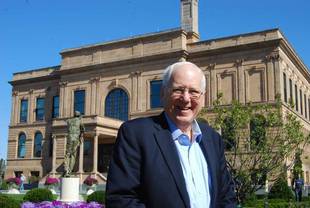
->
left=109, top=79, right=119, bottom=88
left=12, top=91, right=18, bottom=96
left=265, top=53, right=280, bottom=62
left=59, top=81, right=68, bottom=87
left=234, top=59, right=244, bottom=67
left=207, top=63, right=216, bottom=70
left=29, top=89, right=34, bottom=94
left=90, top=76, right=100, bottom=83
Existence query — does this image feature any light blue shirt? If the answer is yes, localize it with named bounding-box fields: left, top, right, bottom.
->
left=165, top=113, right=210, bottom=208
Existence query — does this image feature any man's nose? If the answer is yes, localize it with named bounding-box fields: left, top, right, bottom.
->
left=181, top=91, right=191, bottom=102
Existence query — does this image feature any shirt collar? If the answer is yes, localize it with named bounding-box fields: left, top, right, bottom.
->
left=164, top=112, right=202, bottom=144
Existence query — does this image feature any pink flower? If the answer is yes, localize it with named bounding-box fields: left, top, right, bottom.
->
left=83, top=176, right=98, bottom=186
left=45, top=176, right=59, bottom=186
left=6, top=177, right=21, bottom=186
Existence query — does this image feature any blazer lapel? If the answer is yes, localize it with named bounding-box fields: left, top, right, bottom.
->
left=153, top=114, right=190, bottom=208
left=199, top=128, right=217, bottom=207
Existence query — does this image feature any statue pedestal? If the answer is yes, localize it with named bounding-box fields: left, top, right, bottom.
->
left=60, top=177, right=80, bottom=202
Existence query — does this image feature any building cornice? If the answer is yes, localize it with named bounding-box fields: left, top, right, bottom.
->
left=60, top=28, right=185, bottom=55
left=57, top=49, right=188, bottom=76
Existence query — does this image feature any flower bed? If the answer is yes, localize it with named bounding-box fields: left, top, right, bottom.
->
left=21, top=201, right=104, bottom=208
left=83, top=176, right=98, bottom=187
left=6, top=177, right=21, bottom=189
left=45, top=177, right=59, bottom=187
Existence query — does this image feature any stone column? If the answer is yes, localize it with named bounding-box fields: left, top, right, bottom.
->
left=78, top=139, right=84, bottom=173
left=208, top=63, right=216, bottom=106
left=90, top=77, right=100, bottom=115
left=28, top=89, right=34, bottom=123
left=92, top=134, right=98, bottom=173
left=11, top=91, right=18, bottom=125
left=130, top=71, right=141, bottom=112
left=51, top=135, right=57, bottom=177
left=59, top=81, right=68, bottom=118
left=235, top=59, right=245, bottom=103
left=273, top=54, right=281, bottom=96
left=265, top=55, right=275, bottom=101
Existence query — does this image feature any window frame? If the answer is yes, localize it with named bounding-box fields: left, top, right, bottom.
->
left=18, top=133, right=26, bottom=158
left=20, top=99, right=28, bottom=123
left=74, top=90, right=85, bottom=115
left=52, top=95, right=59, bottom=118
left=150, top=80, right=163, bottom=109
left=33, top=132, right=43, bottom=158
left=35, top=97, right=45, bottom=121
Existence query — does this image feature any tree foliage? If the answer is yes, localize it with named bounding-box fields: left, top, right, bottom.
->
left=199, top=93, right=310, bottom=203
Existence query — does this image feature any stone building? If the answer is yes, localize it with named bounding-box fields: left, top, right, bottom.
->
left=6, top=0, right=310, bottom=186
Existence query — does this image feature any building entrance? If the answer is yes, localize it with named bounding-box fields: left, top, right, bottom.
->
left=98, top=144, right=114, bottom=173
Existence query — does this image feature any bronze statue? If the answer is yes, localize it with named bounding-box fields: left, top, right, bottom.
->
left=64, top=111, right=85, bottom=177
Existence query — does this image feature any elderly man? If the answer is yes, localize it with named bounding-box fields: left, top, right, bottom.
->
left=106, top=62, right=237, bottom=208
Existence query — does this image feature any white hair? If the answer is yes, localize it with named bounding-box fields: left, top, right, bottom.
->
left=162, top=61, right=206, bottom=92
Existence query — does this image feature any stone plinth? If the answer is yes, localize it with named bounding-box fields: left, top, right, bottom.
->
left=60, top=177, right=80, bottom=202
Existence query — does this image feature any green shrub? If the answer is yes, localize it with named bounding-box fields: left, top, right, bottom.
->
left=268, top=177, right=294, bottom=201
left=87, top=190, right=105, bottom=204
left=0, top=194, right=20, bottom=208
left=0, top=181, right=8, bottom=190
left=23, top=188, right=54, bottom=202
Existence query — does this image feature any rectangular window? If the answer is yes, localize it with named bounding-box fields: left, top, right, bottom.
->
left=304, top=94, right=307, bottom=119
left=300, top=89, right=303, bottom=115
left=36, top=98, right=45, bottom=121
left=289, top=79, right=293, bottom=104
left=52, top=96, right=59, bottom=118
left=283, top=73, right=287, bottom=103
left=295, top=85, right=298, bottom=111
left=20, top=99, right=28, bottom=122
left=74, top=90, right=85, bottom=115
left=84, top=140, right=91, bottom=156
left=150, top=80, right=163, bottom=109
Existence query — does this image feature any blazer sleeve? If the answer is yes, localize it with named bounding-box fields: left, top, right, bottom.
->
left=105, top=122, right=146, bottom=208
left=216, top=131, right=237, bottom=208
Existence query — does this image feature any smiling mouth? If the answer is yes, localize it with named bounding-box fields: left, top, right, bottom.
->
left=176, top=106, right=191, bottom=111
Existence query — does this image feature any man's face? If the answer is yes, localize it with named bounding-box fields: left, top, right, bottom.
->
left=163, top=64, right=204, bottom=130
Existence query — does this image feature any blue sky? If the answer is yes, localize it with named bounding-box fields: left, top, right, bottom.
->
left=0, top=0, right=310, bottom=159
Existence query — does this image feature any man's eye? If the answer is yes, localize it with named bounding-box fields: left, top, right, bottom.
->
left=189, top=90, right=200, bottom=95
left=173, top=88, right=183, bottom=93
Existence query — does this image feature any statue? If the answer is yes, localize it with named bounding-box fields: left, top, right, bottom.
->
left=64, top=111, right=85, bottom=177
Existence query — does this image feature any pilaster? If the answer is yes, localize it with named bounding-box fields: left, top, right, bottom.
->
left=51, top=135, right=57, bottom=176
left=78, top=139, right=84, bottom=173
left=92, top=134, right=98, bottom=173
left=59, top=81, right=68, bottom=118
left=208, top=63, right=216, bottom=106
left=235, top=59, right=245, bottom=103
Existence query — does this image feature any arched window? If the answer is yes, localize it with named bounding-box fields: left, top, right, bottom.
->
left=18, top=133, right=26, bottom=158
left=33, top=132, right=43, bottom=157
left=250, top=114, right=266, bottom=149
left=105, top=88, right=129, bottom=121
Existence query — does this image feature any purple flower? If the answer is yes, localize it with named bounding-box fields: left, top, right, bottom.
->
left=21, top=202, right=36, bottom=208
left=21, top=201, right=104, bottom=208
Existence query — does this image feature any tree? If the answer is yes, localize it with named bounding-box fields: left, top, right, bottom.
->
left=291, top=150, right=303, bottom=186
left=199, top=93, right=310, bottom=204
left=0, top=158, right=6, bottom=184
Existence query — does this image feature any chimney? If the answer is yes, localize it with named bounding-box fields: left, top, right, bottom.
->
left=181, top=0, right=199, bottom=42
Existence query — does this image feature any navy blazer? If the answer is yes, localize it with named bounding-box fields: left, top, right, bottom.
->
left=106, top=112, right=237, bottom=208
